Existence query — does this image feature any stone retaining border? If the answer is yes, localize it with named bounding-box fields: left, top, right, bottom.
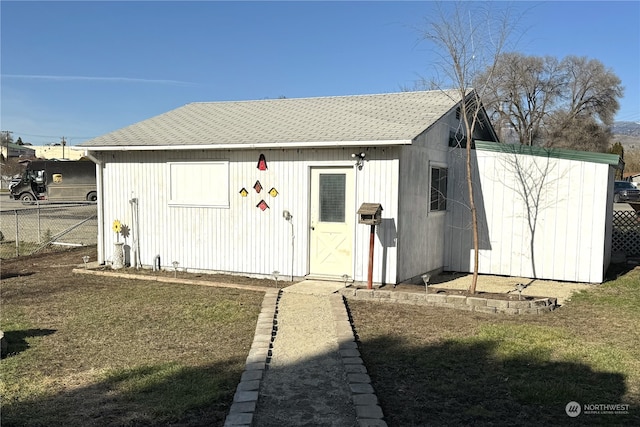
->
left=225, top=289, right=280, bottom=427
left=339, top=289, right=557, bottom=315
left=329, top=294, right=387, bottom=427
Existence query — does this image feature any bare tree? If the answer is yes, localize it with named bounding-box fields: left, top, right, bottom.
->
left=476, top=53, right=564, bottom=145
left=420, top=2, right=514, bottom=293
left=546, top=112, right=612, bottom=152
left=560, top=56, right=622, bottom=126
left=0, top=157, right=26, bottom=179
left=477, top=53, right=623, bottom=151
left=545, top=56, right=622, bottom=151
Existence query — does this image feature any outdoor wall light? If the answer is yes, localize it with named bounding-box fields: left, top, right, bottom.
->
left=172, top=261, right=180, bottom=278
left=351, top=152, right=366, bottom=170
left=342, top=274, right=350, bottom=288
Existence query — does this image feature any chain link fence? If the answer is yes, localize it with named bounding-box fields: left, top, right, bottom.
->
left=0, top=203, right=97, bottom=258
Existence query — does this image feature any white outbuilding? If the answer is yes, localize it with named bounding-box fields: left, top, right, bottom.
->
left=80, top=90, right=620, bottom=284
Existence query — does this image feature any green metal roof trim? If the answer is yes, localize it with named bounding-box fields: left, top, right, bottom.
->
left=475, top=141, right=623, bottom=169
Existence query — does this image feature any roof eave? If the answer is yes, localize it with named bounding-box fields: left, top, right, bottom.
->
left=81, top=139, right=414, bottom=152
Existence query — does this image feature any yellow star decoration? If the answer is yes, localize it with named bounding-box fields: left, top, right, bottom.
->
left=112, top=219, right=122, bottom=234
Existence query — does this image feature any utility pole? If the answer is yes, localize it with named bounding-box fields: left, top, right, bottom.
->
left=61, top=136, right=66, bottom=159
left=1, top=130, right=13, bottom=143
left=1, top=131, right=13, bottom=159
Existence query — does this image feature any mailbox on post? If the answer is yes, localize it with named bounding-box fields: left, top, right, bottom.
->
left=357, top=203, right=383, bottom=225
left=357, top=203, right=383, bottom=289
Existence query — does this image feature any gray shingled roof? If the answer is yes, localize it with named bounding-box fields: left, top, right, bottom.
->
left=80, top=90, right=463, bottom=149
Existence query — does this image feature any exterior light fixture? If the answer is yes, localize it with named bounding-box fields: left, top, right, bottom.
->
left=422, top=274, right=431, bottom=294
left=351, top=152, right=366, bottom=170
left=342, top=274, right=350, bottom=288
left=172, top=261, right=179, bottom=278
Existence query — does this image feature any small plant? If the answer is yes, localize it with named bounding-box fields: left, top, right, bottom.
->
left=42, top=228, right=53, bottom=243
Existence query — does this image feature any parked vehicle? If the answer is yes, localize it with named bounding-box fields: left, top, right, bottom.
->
left=9, top=160, right=97, bottom=204
left=613, top=180, right=640, bottom=203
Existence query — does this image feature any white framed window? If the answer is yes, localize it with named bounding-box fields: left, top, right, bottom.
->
left=430, top=166, right=447, bottom=212
left=168, top=161, right=229, bottom=207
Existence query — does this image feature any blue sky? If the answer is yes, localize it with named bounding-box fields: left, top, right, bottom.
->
left=1, top=1, right=639, bottom=146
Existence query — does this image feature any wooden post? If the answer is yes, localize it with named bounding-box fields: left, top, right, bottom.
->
left=367, top=224, right=375, bottom=289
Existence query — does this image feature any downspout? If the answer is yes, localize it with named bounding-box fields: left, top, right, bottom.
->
left=84, top=150, right=105, bottom=264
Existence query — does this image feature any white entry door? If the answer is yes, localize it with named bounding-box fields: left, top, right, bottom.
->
left=309, top=167, right=355, bottom=278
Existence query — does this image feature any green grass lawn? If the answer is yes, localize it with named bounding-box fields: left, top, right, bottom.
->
left=1, top=247, right=264, bottom=426
left=349, top=268, right=640, bottom=426
left=3, top=246, right=639, bottom=426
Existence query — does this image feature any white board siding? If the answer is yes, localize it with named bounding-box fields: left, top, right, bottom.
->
left=97, top=147, right=400, bottom=283
left=352, top=147, right=400, bottom=285
left=446, top=148, right=611, bottom=283
left=396, top=119, right=452, bottom=283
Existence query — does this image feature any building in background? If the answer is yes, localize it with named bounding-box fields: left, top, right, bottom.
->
left=31, top=145, right=85, bottom=160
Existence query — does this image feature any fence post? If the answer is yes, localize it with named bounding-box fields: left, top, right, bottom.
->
left=14, top=210, right=19, bottom=257
left=38, top=205, right=41, bottom=244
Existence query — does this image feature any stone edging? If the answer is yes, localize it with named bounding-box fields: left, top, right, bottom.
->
left=225, top=291, right=387, bottom=427
left=224, top=289, right=279, bottom=427
left=338, top=288, right=557, bottom=315
left=329, top=294, right=387, bottom=427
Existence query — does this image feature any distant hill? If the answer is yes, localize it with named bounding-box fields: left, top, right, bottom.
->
left=612, top=121, right=640, bottom=151
left=612, top=121, right=640, bottom=137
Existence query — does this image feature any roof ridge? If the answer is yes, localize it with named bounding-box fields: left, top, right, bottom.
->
left=187, top=89, right=460, bottom=106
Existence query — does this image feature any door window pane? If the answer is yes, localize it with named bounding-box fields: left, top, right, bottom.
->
left=319, top=174, right=346, bottom=222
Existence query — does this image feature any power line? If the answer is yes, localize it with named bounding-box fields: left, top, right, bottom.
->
left=7, top=131, right=98, bottom=139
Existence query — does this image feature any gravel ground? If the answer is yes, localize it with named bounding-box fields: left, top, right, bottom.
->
left=252, top=291, right=357, bottom=427
left=427, top=274, right=596, bottom=305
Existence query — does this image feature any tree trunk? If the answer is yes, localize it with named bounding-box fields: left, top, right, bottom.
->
left=467, top=131, right=479, bottom=294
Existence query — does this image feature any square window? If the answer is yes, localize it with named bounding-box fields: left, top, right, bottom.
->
left=169, top=161, right=229, bottom=207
